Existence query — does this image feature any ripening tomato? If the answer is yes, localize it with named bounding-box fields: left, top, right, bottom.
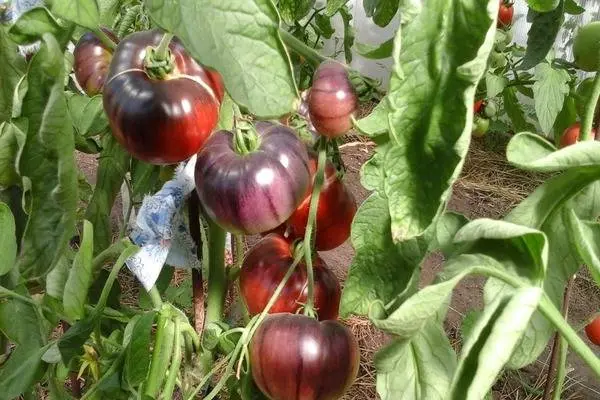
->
left=559, top=122, right=597, bottom=148
left=250, top=313, right=359, bottom=400
left=497, top=0, right=514, bottom=28
left=308, top=61, right=357, bottom=138
left=194, top=121, right=311, bottom=234
left=239, top=234, right=340, bottom=320
left=473, top=99, right=484, bottom=114
left=284, top=153, right=356, bottom=251
left=574, top=22, right=600, bottom=72
left=103, top=29, right=222, bottom=164
left=73, top=28, right=118, bottom=96
left=585, top=316, right=600, bottom=346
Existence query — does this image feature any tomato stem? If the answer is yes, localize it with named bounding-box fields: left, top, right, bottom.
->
left=302, top=137, right=328, bottom=317
left=92, top=27, right=117, bottom=51
left=579, top=68, right=600, bottom=141
left=155, top=32, right=175, bottom=62
left=148, top=286, right=163, bottom=309
left=551, top=337, right=568, bottom=400
left=163, top=318, right=182, bottom=399
left=144, top=309, right=175, bottom=398
left=144, top=32, right=175, bottom=79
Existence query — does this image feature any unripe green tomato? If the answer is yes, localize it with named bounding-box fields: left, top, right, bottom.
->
left=573, top=22, right=600, bottom=72
left=472, top=116, right=490, bottom=138
left=503, top=29, right=513, bottom=45
left=494, top=31, right=508, bottom=52
left=489, top=52, right=507, bottom=69
left=484, top=101, right=498, bottom=118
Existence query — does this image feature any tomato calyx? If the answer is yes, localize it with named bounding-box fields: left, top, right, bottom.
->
left=232, top=118, right=261, bottom=155
left=143, top=33, right=176, bottom=80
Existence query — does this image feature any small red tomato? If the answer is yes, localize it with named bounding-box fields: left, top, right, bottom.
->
left=497, top=0, right=514, bottom=28
left=250, top=313, right=359, bottom=400
left=585, top=316, right=600, bottom=346
left=103, top=29, right=221, bottom=165
left=559, top=122, right=597, bottom=148
left=286, top=153, right=356, bottom=251
left=74, top=28, right=118, bottom=96
left=240, top=234, right=340, bottom=320
left=308, top=61, right=357, bottom=138
left=473, top=99, right=484, bottom=114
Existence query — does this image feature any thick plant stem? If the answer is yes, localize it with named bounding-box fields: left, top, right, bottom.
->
left=539, top=294, right=600, bottom=379
left=154, top=32, right=174, bottom=61
left=552, top=337, right=569, bottom=400
left=163, top=318, right=182, bottom=399
left=302, top=138, right=328, bottom=316
left=91, top=239, right=130, bottom=273
left=542, top=276, right=574, bottom=400
left=280, top=29, right=327, bottom=67
left=144, top=312, right=175, bottom=398
left=92, top=27, right=116, bottom=51
left=580, top=68, right=600, bottom=141
left=148, top=286, right=163, bottom=309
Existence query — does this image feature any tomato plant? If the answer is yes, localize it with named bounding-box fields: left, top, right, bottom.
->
left=1, top=1, right=600, bottom=400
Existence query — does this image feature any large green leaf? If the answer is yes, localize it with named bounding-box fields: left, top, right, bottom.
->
left=340, top=193, right=421, bottom=316
left=375, top=320, right=456, bottom=400
left=355, top=97, right=391, bottom=138
left=145, top=0, right=297, bottom=118
left=63, top=220, right=94, bottom=320
left=564, top=208, right=600, bottom=287
left=0, top=345, right=47, bottom=399
left=8, top=7, right=63, bottom=44
left=46, top=249, right=75, bottom=299
left=51, top=0, right=100, bottom=30
left=0, top=27, right=26, bottom=123
left=66, top=94, right=109, bottom=137
left=533, top=63, right=570, bottom=133
left=527, top=0, right=561, bottom=12
left=278, top=0, right=314, bottom=24
left=355, top=38, right=394, bottom=59
left=503, top=87, right=536, bottom=133
left=124, top=311, right=156, bottom=388
left=0, top=202, right=17, bottom=276
left=520, top=2, right=564, bottom=69
left=15, top=33, right=78, bottom=279
left=448, top=288, right=542, bottom=399
left=382, top=0, right=497, bottom=242
left=0, top=122, right=25, bottom=189
left=84, top=135, right=130, bottom=254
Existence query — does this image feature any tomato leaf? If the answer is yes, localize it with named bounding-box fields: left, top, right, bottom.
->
left=340, top=193, right=422, bottom=316
left=375, top=320, right=456, bottom=400
left=0, top=345, right=47, bottom=399
left=0, top=27, right=26, bottom=123
left=51, top=0, right=99, bottom=30
left=66, top=94, right=109, bottom=138
left=46, top=250, right=75, bottom=299
left=527, top=0, right=561, bottom=12
left=57, top=311, right=97, bottom=363
left=382, top=0, right=496, bottom=243
left=326, top=0, right=347, bottom=16
left=448, top=288, right=542, bottom=399
left=564, top=208, right=600, bottom=287
left=552, top=94, right=577, bottom=146
left=0, top=122, right=26, bottom=189
left=8, top=6, right=63, bottom=44
left=146, top=0, right=297, bottom=118
left=217, top=93, right=235, bottom=131
left=314, top=14, right=334, bottom=39
left=355, top=98, right=391, bottom=137
left=533, top=63, right=569, bottom=133
left=355, top=38, right=394, bottom=59
left=124, top=311, right=156, bottom=388
left=0, top=202, right=17, bottom=276
left=278, top=0, right=314, bottom=24
left=564, top=0, right=584, bottom=14
left=0, top=290, right=46, bottom=347
left=339, top=5, right=354, bottom=63
left=15, top=33, right=78, bottom=279
left=84, top=135, right=130, bottom=254
left=520, top=4, right=564, bottom=70
left=503, top=87, right=536, bottom=133
left=426, top=211, right=469, bottom=257
left=63, top=220, right=94, bottom=320
left=364, top=0, right=399, bottom=28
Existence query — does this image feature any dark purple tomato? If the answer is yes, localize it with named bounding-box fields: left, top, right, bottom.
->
left=239, top=234, right=340, bottom=320
left=194, top=121, right=311, bottom=234
left=250, top=313, right=359, bottom=400
left=73, top=28, right=118, bottom=96
left=103, top=29, right=221, bottom=165
left=308, top=61, right=357, bottom=138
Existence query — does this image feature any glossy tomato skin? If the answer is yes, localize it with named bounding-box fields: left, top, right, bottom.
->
left=239, top=234, right=340, bottom=320
left=308, top=61, right=357, bottom=138
left=286, top=153, right=356, bottom=251
left=103, top=29, right=220, bottom=165
left=250, top=313, right=359, bottom=400
left=195, top=122, right=311, bottom=234
left=585, top=316, right=600, bottom=346
left=74, top=28, right=118, bottom=96
left=559, top=122, right=597, bottom=148
left=574, top=22, right=600, bottom=72
left=473, top=99, right=484, bottom=114
left=497, top=0, right=514, bottom=28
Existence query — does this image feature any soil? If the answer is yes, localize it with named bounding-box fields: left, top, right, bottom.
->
left=75, top=137, right=600, bottom=399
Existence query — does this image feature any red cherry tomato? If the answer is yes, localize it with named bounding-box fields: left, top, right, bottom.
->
left=250, top=313, right=359, bottom=400
left=103, top=29, right=222, bottom=165
left=308, top=61, right=357, bottom=138
left=73, top=28, right=118, bottom=96
left=239, top=234, right=340, bottom=320
left=585, top=316, right=600, bottom=346
left=285, top=153, right=356, bottom=250
left=559, top=122, right=597, bottom=148
left=195, top=122, right=311, bottom=234
left=497, top=1, right=514, bottom=28
left=473, top=99, right=484, bottom=114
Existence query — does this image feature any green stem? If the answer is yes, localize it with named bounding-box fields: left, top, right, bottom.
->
left=81, top=350, right=125, bottom=400
left=148, top=286, right=163, bottom=309
left=154, top=33, right=175, bottom=62
left=92, top=239, right=130, bottom=272
left=280, top=29, right=327, bottom=67
left=185, top=354, right=233, bottom=400
left=551, top=337, right=569, bottom=400
left=92, top=27, right=116, bottom=51
left=162, top=318, right=182, bottom=399
left=144, top=312, right=175, bottom=398
left=228, top=234, right=245, bottom=281
left=302, top=138, right=328, bottom=316
left=119, top=177, right=134, bottom=239
left=580, top=70, right=600, bottom=141
left=302, top=7, right=325, bottom=29
left=538, top=295, right=600, bottom=379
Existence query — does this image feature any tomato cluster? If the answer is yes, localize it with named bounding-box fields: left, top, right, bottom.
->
left=472, top=99, right=496, bottom=138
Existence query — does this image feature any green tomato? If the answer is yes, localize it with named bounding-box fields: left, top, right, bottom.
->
left=489, top=51, right=507, bottom=69
left=494, top=31, right=508, bottom=52
left=573, top=22, right=600, bottom=72
left=472, top=116, right=490, bottom=138
left=483, top=101, right=498, bottom=118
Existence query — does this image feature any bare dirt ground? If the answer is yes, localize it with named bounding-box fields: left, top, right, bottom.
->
left=76, top=135, right=600, bottom=399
